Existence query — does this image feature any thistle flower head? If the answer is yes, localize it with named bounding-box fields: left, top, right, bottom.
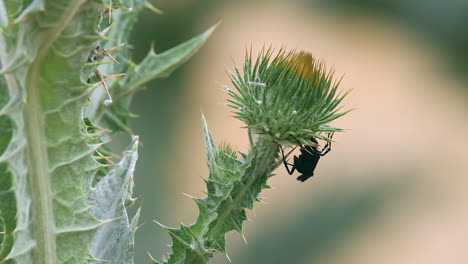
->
left=227, top=48, right=350, bottom=144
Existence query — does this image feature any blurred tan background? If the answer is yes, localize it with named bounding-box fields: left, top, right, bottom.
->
left=124, top=0, right=468, bottom=263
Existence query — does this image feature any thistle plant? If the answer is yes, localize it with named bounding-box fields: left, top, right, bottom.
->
left=0, top=1, right=213, bottom=263
left=156, top=48, right=350, bottom=263
left=0, top=0, right=350, bottom=263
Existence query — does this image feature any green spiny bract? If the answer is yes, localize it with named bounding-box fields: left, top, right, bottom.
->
left=228, top=48, right=351, bottom=145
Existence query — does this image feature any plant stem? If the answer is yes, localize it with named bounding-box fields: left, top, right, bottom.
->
left=209, top=137, right=278, bottom=238
left=188, top=136, right=279, bottom=264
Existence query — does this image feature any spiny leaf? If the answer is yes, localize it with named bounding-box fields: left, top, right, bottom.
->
left=119, top=24, right=217, bottom=97
left=88, top=136, right=140, bottom=264
left=0, top=1, right=108, bottom=262
left=0, top=1, right=148, bottom=263
left=87, top=24, right=217, bottom=133
left=1, top=0, right=215, bottom=263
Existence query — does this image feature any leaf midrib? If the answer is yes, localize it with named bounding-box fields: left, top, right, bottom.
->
left=24, top=1, right=86, bottom=263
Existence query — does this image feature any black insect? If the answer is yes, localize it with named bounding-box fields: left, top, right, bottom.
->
left=280, top=132, right=334, bottom=182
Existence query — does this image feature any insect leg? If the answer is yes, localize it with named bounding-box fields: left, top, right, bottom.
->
left=280, top=145, right=296, bottom=175
left=318, top=131, right=334, bottom=156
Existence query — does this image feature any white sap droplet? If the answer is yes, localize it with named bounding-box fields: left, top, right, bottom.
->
left=292, top=110, right=297, bottom=114
left=256, top=100, right=262, bottom=104
left=104, top=99, right=113, bottom=105
left=224, top=85, right=230, bottom=91
left=128, top=8, right=133, bottom=11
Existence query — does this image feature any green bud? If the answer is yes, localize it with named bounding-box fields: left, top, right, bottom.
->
left=227, top=48, right=351, bottom=145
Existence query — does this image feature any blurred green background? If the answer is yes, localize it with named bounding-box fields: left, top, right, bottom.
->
left=124, top=0, right=468, bottom=263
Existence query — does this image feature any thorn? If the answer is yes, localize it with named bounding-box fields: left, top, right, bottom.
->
left=145, top=1, right=163, bottom=14
left=99, top=46, right=119, bottom=64
left=213, top=20, right=223, bottom=30
left=241, top=231, right=248, bottom=244
left=136, top=222, right=145, bottom=231
left=133, top=194, right=143, bottom=203
left=245, top=215, right=252, bottom=222
left=91, top=257, right=110, bottom=262
left=95, top=151, right=116, bottom=165
left=147, top=252, right=158, bottom=262
left=128, top=112, right=139, bottom=118
left=94, top=69, right=113, bottom=105
left=137, top=138, right=144, bottom=147
left=94, top=153, right=113, bottom=161
left=103, top=216, right=123, bottom=224
left=100, top=25, right=114, bottom=37
left=89, top=126, right=112, bottom=134
left=101, top=164, right=115, bottom=170
left=85, top=121, right=112, bottom=133
left=107, top=42, right=126, bottom=53
left=99, top=138, right=112, bottom=145
left=102, top=73, right=126, bottom=81
left=132, top=135, right=140, bottom=145
left=181, top=192, right=196, bottom=199
left=84, top=61, right=113, bottom=67
left=153, top=219, right=169, bottom=229
left=258, top=196, right=268, bottom=204
left=107, top=5, right=112, bottom=24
